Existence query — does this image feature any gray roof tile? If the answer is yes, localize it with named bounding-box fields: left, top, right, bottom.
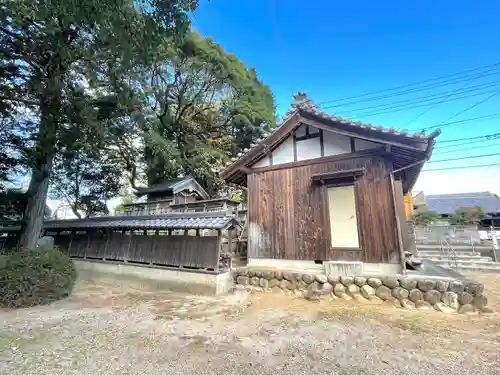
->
left=425, top=192, right=500, bottom=215
left=1, top=213, right=240, bottom=232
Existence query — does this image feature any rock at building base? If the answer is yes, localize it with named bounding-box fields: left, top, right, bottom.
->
left=434, top=302, right=456, bottom=314
left=401, top=299, right=415, bottom=309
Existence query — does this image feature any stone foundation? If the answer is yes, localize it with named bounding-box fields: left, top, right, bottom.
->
left=233, top=268, right=489, bottom=314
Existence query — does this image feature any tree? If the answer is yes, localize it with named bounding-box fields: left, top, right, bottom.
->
left=449, top=206, right=484, bottom=226
left=50, top=147, right=121, bottom=218
left=413, top=210, right=439, bottom=225
left=0, top=189, right=51, bottom=221
left=1, top=0, right=198, bottom=248
left=138, top=31, right=275, bottom=195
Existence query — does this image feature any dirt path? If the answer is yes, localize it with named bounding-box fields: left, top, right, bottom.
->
left=1, top=273, right=499, bottom=375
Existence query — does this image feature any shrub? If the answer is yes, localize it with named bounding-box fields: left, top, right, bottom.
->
left=0, top=248, right=77, bottom=308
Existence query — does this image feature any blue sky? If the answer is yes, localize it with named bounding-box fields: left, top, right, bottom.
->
left=193, top=0, right=500, bottom=194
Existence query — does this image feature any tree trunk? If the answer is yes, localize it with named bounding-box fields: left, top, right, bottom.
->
left=18, top=155, right=54, bottom=249
left=18, top=94, right=59, bottom=249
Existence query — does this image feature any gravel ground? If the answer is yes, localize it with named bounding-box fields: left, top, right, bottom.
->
left=1, top=272, right=500, bottom=375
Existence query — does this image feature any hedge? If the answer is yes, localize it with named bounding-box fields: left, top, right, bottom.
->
left=0, top=248, right=77, bottom=308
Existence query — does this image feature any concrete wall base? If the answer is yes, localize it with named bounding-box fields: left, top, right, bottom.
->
left=247, top=258, right=402, bottom=276
left=74, top=260, right=233, bottom=296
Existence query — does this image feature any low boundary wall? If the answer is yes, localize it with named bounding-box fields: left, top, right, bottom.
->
left=75, top=260, right=233, bottom=296
left=233, top=267, right=489, bottom=314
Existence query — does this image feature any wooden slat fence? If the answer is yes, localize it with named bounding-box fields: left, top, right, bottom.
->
left=50, top=230, right=221, bottom=271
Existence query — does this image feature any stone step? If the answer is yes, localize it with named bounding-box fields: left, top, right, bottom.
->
left=417, top=250, right=488, bottom=257
left=422, top=255, right=493, bottom=262
left=440, top=264, right=500, bottom=273
left=431, top=259, right=498, bottom=268
left=416, top=244, right=493, bottom=251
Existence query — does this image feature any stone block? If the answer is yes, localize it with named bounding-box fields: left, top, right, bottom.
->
left=261, top=270, right=274, bottom=280
left=354, top=276, right=367, bottom=287
left=399, top=278, right=417, bottom=290
left=302, top=274, right=315, bottom=284
left=315, top=274, right=328, bottom=284
left=236, top=276, right=249, bottom=286
left=347, top=284, right=360, bottom=296
left=392, top=287, right=409, bottom=300
left=417, top=279, right=436, bottom=292
left=401, top=299, right=415, bottom=309
left=465, top=282, right=484, bottom=296
left=250, top=277, right=260, bottom=286
left=448, top=280, right=465, bottom=294
left=441, top=292, right=459, bottom=310
left=424, top=290, right=441, bottom=305
left=458, top=291, right=473, bottom=305
left=327, top=275, right=340, bottom=284
left=367, top=278, right=382, bottom=288
left=435, top=280, right=449, bottom=293
left=360, top=284, right=375, bottom=299
left=340, top=276, right=354, bottom=287
left=375, top=286, right=392, bottom=300
left=408, top=289, right=423, bottom=303
left=333, top=283, right=346, bottom=297
left=382, top=277, right=399, bottom=289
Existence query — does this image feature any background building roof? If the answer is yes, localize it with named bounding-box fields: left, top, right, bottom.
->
left=425, top=191, right=500, bottom=215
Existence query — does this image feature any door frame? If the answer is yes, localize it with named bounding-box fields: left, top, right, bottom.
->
left=321, top=178, right=362, bottom=253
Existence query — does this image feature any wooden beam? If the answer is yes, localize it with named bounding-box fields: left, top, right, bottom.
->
left=300, top=117, right=426, bottom=153
left=251, top=149, right=384, bottom=173
left=320, top=129, right=325, bottom=157
left=389, top=172, right=407, bottom=275
left=293, top=130, right=298, bottom=162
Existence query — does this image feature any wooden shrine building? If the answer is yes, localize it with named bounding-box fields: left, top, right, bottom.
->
left=220, top=93, right=441, bottom=275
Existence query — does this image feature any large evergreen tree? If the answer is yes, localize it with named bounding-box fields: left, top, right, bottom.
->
left=0, top=0, right=198, bottom=248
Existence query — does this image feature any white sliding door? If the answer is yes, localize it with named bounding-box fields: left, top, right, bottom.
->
left=327, top=185, right=359, bottom=248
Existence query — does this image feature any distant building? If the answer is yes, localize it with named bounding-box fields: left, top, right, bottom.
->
left=414, top=191, right=500, bottom=227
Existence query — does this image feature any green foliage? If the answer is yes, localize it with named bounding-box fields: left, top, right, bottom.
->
left=448, top=206, right=484, bottom=226
left=135, top=31, right=276, bottom=194
left=1, top=0, right=198, bottom=248
left=0, top=189, right=52, bottom=221
left=0, top=248, right=77, bottom=308
left=50, top=146, right=121, bottom=218
left=413, top=210, right=439, bottom=225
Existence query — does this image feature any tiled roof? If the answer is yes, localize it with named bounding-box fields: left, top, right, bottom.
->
left=426, top=192, right=500, bottom=215
left=0, top=213, right=240, bottom=232
left=223, top=92, right=438, bottom=169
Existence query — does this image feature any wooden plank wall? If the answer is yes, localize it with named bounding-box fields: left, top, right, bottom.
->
left=52, top=231, right=220, bottom=270
left=247, top=156, right=399, bottom=264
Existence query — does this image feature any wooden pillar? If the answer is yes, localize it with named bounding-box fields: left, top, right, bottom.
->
left=216, top=229, right=222, bottom=272
left=389, top=173, right=406, bottom=275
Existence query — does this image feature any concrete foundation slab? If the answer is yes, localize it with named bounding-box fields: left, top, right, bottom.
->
left=74, top=260, right=233, bottom=296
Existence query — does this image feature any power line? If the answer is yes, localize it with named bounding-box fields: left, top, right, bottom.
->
left=428, top=152, right=500, bottom=163
left=436, top=142, right=500, bottom=154
left=431, top=90, right=500, bottom=129
left=403, top=64, right=500, bottom=126
left=318, top=61, right=500, bottom=106
left=422, top=163, right=500, bottom=172
left=339, top=86, right=500, bottom=118
left=437, top=136, right=500, bottom=149
left=325, top=80, right=500, bottom=114
left=438, top=131, right=500, bottom=143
